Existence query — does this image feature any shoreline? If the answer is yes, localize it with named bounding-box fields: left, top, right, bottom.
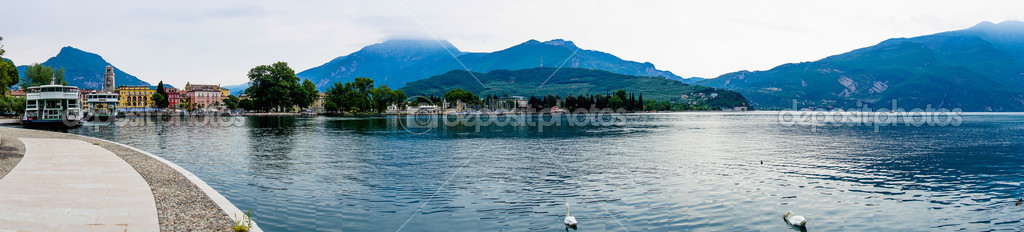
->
left=0, top=127, right=260, bottom=231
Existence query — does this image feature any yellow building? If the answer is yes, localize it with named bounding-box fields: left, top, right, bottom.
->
left=117, top=85, right=156, bottom=109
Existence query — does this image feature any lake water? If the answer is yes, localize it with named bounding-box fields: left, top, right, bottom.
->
left=38, top=112, right=1024, bottom=231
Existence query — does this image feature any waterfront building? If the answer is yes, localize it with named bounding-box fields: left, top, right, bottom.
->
left=9, top=89, right=26, bottom=99
left=186, top=89, right=221, bottom=110
left=220, top=87, right=231, bottom=101
left=499, top=96, right=528, bottom=109
left=312, top=92, right=326, bottom=113
left=184, top=83, right=225, bottom=110
left=185, top=83, right=221, bottom=92
left=167, top=88, right=181, bottom=109
left=117, top=85, right=156, bottom=109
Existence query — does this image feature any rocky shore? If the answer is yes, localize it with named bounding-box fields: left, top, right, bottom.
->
left=0, top=127, right=234, bottom=231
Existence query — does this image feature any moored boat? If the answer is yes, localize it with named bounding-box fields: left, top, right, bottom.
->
left=84, top=92, right=119, bottom=121
left=22, top=84, right=84, bottom=127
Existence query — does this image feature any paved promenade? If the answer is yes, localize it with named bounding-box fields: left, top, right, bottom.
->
left=0, top=138, right=159, bottom=231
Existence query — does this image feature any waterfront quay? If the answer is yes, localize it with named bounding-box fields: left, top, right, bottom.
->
left=0, top=126, right=260, bottom=231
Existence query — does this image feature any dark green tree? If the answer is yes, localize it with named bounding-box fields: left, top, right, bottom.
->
left=238, top=98, right=255, bottom=111
left=293, top=79, right=318, bottom=109
left=223, top=95, right=240, bottom=110
left=0, top=36, right=18, bottom=94
left=443, top=88, right=481, bottom=105
left=323, top=101, right=338, bottom=113
left=326, top=77, right=374, bottom=112
left=149, top=93, right=166, bottom=109
left=153, top=81, right=170, bottom=108
left=20, top=64, right=65, bottom=89
left=245, top=62, right=299, bottom=111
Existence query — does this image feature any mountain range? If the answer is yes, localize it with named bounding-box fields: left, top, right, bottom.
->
left=698, top=21, right=1024, bottom=111
left=287, top=39, right=688, bottom=91
left=18, top=20, right=1024, bottom=112
left=14, top=46, right=150, bottom=89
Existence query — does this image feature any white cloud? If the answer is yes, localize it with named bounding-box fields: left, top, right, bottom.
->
left=2, top=0, right=1022, bottom=87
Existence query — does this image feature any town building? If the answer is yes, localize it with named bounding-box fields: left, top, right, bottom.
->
left=498, top=96, right=528, bottom=109
left=184, top=83, right=224, bottom=110
left=103, top=66, right=115, bottom=92
left=9, top=89, right=26, bottom=99
left=78, top=89, right=101, bottom=110
left=220, top=87, right=231, bottom=101
left=312, top=92, right=327, bottom=113
left=117, top=85, right=156, bottom=109
left=167, top=88, right=181, bottom=109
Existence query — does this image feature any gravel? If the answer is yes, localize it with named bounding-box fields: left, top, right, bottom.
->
left=0, top=126, right=235, bottom=231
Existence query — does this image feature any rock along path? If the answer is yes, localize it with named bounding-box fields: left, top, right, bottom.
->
left=0, top=138, right=159, bottom=231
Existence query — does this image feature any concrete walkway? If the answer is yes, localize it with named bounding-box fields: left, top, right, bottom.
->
left=0, top=138, right=159, bottom=231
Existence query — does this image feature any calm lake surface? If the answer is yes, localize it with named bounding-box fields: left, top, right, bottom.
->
left=38, top=112, right=1024, bottom=231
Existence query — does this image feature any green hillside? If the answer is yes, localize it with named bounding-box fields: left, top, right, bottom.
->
left=402, top=67, right=748, bottom=108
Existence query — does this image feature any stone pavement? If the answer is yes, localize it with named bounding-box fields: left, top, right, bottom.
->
left=0, top=138, right=159, bottom=231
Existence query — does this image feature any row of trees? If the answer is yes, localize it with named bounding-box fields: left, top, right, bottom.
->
left=244, top=62, right=318, bottom=112
left=426, top=89, right=724, bottom=112
left=528, top=90, right=645, bottom=112
left=324, top=77, right=406, bottom=113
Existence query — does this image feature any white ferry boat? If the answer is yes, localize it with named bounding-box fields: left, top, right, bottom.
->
left=22, top=84, right=84, bottom=126
left=84, top=92, right=119, bottom=121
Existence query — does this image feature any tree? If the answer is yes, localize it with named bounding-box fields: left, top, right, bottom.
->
left=20, top=64, right=65, bottom=89
left=238, top=98, right=255, bottom=111
left=153, top=81, right=170, bottom=108
left=223, top=95, right=240, bottom=110
left=0, top=36, right=18, bottom=94
left=323, top=101, right=338, bottom=113
left=326, top=77, right=374, bottom=112
left=371, top=85, right=404, bottom=113
left=0, top=95, right=25, bottom=115
left=293, top=79, right=317, bottom=110
left=443, top=88, right=481, bottom=106
left=149, top=93, right=166, bottom=109
left=0, top=59, right=16, bottom=95
left=324, top=77, right=409, bottom=114
left=245, top=62, right=299, bottom=111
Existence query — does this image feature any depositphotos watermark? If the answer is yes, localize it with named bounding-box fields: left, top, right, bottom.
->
left=67, top=111, right=246, bottom=128
left=777, top=100, right=963, bottom=131
left=399, top=96, right=629, bottom=134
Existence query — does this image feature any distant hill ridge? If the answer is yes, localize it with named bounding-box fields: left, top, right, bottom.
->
left=14, top=46, right=150, bottom=89
left=698, top=20, right=1024, bottom=111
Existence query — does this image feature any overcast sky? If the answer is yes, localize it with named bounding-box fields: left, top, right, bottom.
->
left=2, top=0, right=1023, bottom=87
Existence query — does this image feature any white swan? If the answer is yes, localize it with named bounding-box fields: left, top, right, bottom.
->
left=564, top=203, right=578, bottom=226
left=783, top=211, right=807, bottom=227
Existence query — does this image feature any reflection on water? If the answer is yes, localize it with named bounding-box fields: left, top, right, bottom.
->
left=37, top=113, right=1024, bottom=231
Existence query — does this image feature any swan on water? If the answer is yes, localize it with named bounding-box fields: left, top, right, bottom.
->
left=564, top=203, right=578, bottom=226
left=783, top=211, right=807, bottom=227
